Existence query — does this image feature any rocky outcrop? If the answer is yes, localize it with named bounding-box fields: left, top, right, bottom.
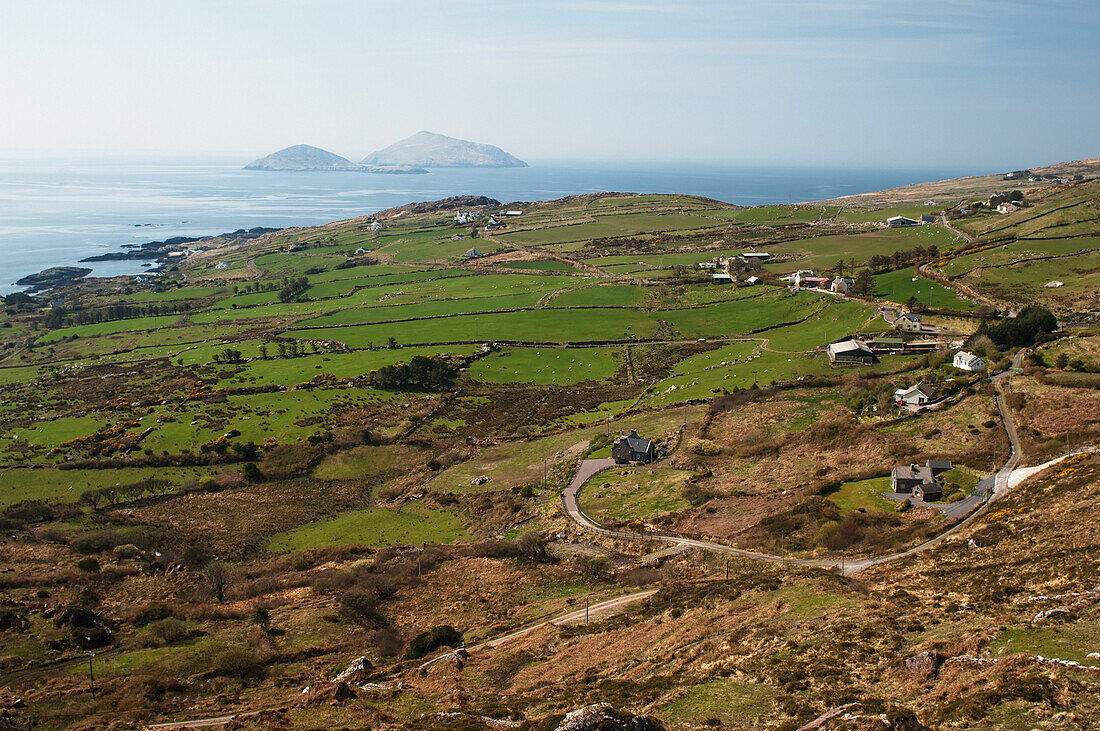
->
left=554, top=703, right=665, bottom=731
left=15, top=266, right=91, bottom=292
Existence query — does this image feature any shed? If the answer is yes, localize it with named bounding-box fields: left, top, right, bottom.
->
left=465, top=248, right=483, bottom=259
left=914, top=482, right=943, bottom=502
left=827, top=339, right=877, bottom=364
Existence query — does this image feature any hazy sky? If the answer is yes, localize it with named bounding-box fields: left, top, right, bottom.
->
left=2, top=0, right=1097, bottom=169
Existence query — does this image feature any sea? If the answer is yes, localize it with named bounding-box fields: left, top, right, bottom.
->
left=0, top=158, right=974, bottom=293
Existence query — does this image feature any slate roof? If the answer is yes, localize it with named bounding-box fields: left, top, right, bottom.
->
left=620, top=430, right=653, bottom=454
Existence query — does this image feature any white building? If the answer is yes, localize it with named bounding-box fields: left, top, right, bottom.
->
left=780, top=269, right=815, bottom=283
left=504, top=210, right=523, bottom=216
left=743, top=275, right=761, bottom=286
left=886, top=216, right=918, bottom=227
left=953, top=350, right=986, bottom=372
left=996, top=202, right=1021, bottom=214
left=894, top=382, right=937, bottom=407
left=831, top=277, right=854, bottom=294
left=465, top=248, right=483, bottom=259
left=369, top=219, right=384, bottom=232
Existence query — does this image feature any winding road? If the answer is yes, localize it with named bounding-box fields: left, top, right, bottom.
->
left=561, top=350, right=1083, bottom=576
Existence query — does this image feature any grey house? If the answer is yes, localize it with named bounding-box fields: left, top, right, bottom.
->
left=891, top=459, right=953, bottom=499
left=612, top=430, right=655, bottom=464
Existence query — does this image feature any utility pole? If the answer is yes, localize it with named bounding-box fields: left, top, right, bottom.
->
left=86, top=650, right=96, bottom=700
left=417, top=544, right=423, bottom=577
left=543, top=458, right=547, bottom=487
left=585, top=595, right=589, bottom=625
left=725, top=559, right=729, bottom=582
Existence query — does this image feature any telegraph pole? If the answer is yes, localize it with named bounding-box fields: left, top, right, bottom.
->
left=585, top=595, right=589, bottom=625
left=86, top=650, right=96, bottom=700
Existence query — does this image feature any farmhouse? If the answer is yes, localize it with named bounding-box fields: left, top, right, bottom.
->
left=612, top=430, right=655, bottom=464
left=831, top=277, right=854, bottom=293
left=454, top=210, right=478, bottom=224
left=465, top=248, right=483, bottom=259
left=891, top=459, right=951, bottom=498
left=369, top=219, right=384, bottom=232
left=894, top=382, right=937, bottom=407
left=997, top=202, right=1021, bottom=214
left=827, top=339, right=877, bottom=364
left=953, top=350, right=986, bottom=372
left=886, top=216, right=918, bottom=227
left=697, top=261, right=718, bottom=270
left=894, top=312, right=923, bottom=333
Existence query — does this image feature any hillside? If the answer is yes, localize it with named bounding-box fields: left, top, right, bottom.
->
left=245, top=144, right=428, bottom=174
left=361, top=131, right=528, bottom=168
left=0, top=177, right=1097, bottom=729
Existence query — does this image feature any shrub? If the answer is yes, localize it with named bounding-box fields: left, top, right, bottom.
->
left=686, top=438, right=722, bottom=456
left=408, top=625, right=463, bottom=659
left=76, top=557, right=100, bottom=573
left=373, top=627, right=404, bottom=657
left=71, top=530, right=132, bottom=555
left=138, top=618, right=189, bottom=647
left=212, top=647, right=265, bottom=678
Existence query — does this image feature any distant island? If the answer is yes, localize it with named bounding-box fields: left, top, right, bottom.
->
left=362, top=131, right=527, bottom=168
left=244, top=144, right=428, bottom=174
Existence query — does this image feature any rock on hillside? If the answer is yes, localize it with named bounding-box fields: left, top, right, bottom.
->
left=245, top=144, right=363, bottom=171
left=361, top=131, right=527, bottom=168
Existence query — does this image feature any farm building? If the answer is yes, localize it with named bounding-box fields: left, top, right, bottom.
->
left=920, top=214, right=937, bottom=224
left=798, top=275, right=831, bottom=289
left=827, top=339, right=877, bottom=364
left=914, top=482, right=943, bottom=502
left=465, top=248, right=483, bottom=259
left=743, top=275, right=761, bottom=286
left=612, top=430, right=655, bottom=464
left=831, top=277, right=854, bottom=293
left=997, top=202, right=1021, bottom=214
left=894, top=312, right=923, bottom=333
left=780, top=269, right=815, bottom=283
left=697, top=261, right=718, bottom=270
left=369, top=219, right=384, bottom=232
left=894, top=382, right=937, bottom=407
left=712, top=273, right=733, bottom=285
left=867, top=336, right=905, bottom=353
left=886, top=216, right=919, bottom=227
left=953, top=350, right=986, bottom=372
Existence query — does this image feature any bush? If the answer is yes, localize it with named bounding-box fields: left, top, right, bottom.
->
left=212, top=647, right=265, bottom=678
left=76, top=557, right=100, bottom=573
left=71, top=530, right=132, bottom=555
left=408, top=625, right=463, bottom=659
left=686, top=438, right=722, bottom=456
left=138, top=618, right=189, bottom=647
left=373, top=627, right=404, bottom=657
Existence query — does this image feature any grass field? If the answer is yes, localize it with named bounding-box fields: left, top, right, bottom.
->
left=464, top=346, right=622, bottom=385
left=873, top=268, right=977, bottom=310
left=577, top=466, right=694, bottom=522
left=265, top=505, right=469, bottom=552
left=824, top=476, right=894, bottom=514
left=289, top=307, right=661, bottom=348
left=497, top=212, right=724, bottom=245
left=0, top=465, right=223, bottom=508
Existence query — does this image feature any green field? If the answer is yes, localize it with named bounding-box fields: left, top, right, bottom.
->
left=0, top=465, right=224, bottom=508
left=873, top=268, right=977, bottom=311
left=465, top=346, right=622, bottom=385
left=497, top=212, right=724, bottom=245
left=577, top=466, right=694, bottom=523
left=265, top=505, right=469, bottom=552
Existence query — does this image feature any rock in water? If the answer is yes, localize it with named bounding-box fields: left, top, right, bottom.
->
left=362, top=131, right=527, bottom=168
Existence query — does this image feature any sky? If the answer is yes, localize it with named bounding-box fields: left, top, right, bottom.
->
left=1, top=0, right=1097, bottom=169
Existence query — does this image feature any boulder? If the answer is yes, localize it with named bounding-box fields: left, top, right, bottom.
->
left=904, top=649, right=943, bottom=679
left=554, top=703, right=665, bottom=731
left=333, top=656, right=374, bottom=683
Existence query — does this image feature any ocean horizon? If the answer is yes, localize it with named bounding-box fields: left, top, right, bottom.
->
left=0, top=158, right=978, bottom=293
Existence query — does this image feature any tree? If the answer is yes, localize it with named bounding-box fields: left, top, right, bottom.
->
left=852, top=269, right=875, bottom=296
left=250, top=606, right=271, bottom=633
left=202, top=562, right=231, bottom=603
left=834, top=258, right=846, bottom=276
left=1055, top=352, right=1069, bottom=369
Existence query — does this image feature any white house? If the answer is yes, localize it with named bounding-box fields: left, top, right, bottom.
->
left=697, top=261, right=718, bottom=270
left=886, top=216, right=919, bottom=228
left=953, top=350, right=986, bottom=372
left=831, top=277, right=854, bottom=294
left=895, top=312, right=923, bottom=333
left=894, top=382, right=937, bottom=407
left=465, top=248, right=483, bottom=259
left=454, top=210, right=479, bottom=225
left=369, top=219, right=384, bottom=232
left=996, top=202, right=1021, bottom=214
